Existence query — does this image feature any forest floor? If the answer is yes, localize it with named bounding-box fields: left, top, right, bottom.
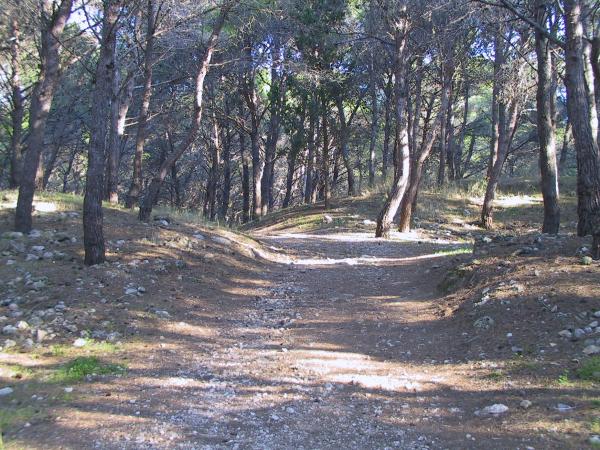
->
left=0, top=183, right=599, bottom=449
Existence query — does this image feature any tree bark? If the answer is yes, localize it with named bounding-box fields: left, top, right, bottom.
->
left=126, top=0, right=158, bottom=208
left=335, top=95, right=356, bottom=196
left=535, top=0, right=560, bottom=234
left=564, top=0, right=600, bottom=258
left=106, top=71, right=134, bottom=204
left=376, top=12, right=410, bottom=238
left=15, top=0, right=73, bottom=232
left=239, top=102, right=251, bottom=223
left=8, top=11, right=24, bottom=189
left=138, top=2, right=231, bottom=221
left=399, top=80, right=448, bottom=233
left=83, top=0, right=121, bottom=265
left=368, top=53, right=379, bottom=187
left=304, top=94, right=317, bottom=203
left=381, top=75, right=393, bottom=181
left=322, top=96, right=331, bottom=209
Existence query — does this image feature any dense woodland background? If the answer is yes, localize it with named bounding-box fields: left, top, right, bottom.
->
left=0, top=0, right=599, bottom=265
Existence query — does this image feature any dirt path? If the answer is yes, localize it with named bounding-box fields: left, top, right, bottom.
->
left=10, top=227, right=580, bottom=449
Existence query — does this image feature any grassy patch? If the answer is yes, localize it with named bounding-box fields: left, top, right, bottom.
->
left=557, top=370, right=571, bottom=385
left=485, top=370, right=504, bottom=380
left=0, top=363, right=33, bottom=380
left=591, top=417, right=600, bottom=434
left=434, top=247, right=472, bottom=257
left=49, top=340, right=119, bottom=358
left=53, top=357, right=126, bottom=383
left=0, top=406, right=43, bottom=432
left=578, top=357, right=600, bottom=382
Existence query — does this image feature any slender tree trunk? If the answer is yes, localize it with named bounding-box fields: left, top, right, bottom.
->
left=368, top=55, right=379, bottom=187
left=487, top=31, right=503, bottom=179
left=455, top=81, right=470, bottom=178
left=376, top=15, right=410, bottom=238
left=239, top=103, right=251, bottom=223
left=106, top=72, right=134, bottom=204
left=335, top=95, right=356, bottom=196
left=559, top=120, right=571, bottom=169
left=203, top=116, right=221, bottom=221
left=219, top=105, right=232, bottom=221
left=564, top=0, right=600, bottom=258
left=322, top=97, right=331, bottom=209
left=535, top=0, right=560, bottom=234
left=83, top=0, right=120, bottom=265
left=481, top=99, right=519, bottom=229
left=8, top=11, right=24, bottom=189
left=437, top=61, right=454, bottom=186
left=399, top=75, right=448, bottom=233
left=126, top=0, right=157, bottom=208
left=139, top=2, right=230, bottom=221
left=14, top=0, right=73, bottom=232
left=381, top=75, right=393, bottom=181
left=304, top=95, right=317, bottom=203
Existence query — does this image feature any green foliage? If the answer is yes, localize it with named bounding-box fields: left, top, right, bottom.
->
left=578, top=358, right=600, bottom=382
left=53, top=357, right=126, bottom=383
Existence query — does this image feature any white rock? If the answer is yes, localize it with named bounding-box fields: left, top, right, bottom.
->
left=73, top=338, right=87, bottom=347
left=2, top=325, right=17, bottom=335
left=583, top=345, right=600, bottom=355
left=64, top=387, right=74, bottom=393
left=481, top=404, right=509, bottom=415
left=16, top=320, right=29, bottom=330
left=323, top=214, right=333, bottom=224
left=0, top=387, right=14, bottom=396
left=193, top=234, right=206, bottom=240
left=520, top=400, right=532, bottom=409
left=211, top=236, right=231, bottom=246
left=25, top=254, right=39, bottom=262
left=558, top=330, right=572, bottom=339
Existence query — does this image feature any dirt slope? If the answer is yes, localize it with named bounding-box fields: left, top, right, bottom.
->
left=1, top=192, right=599, bottom=449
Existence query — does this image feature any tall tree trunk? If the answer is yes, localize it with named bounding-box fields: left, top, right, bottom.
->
left=535, top=0, right=560, bottom=234
left=203, top=116, right=221, bottom=220
left=239, top=103, right=251, bottom=223
left=304, top=95, right=317, bottom=203
left=481, top=99, right=520, bottom=229
left=368, top=54, right=379, bottom=187
left=559, top=120, right=571, bottom=170
left=437, top=59, right=454, bottom=186
left=126, top=0, right=157, bottom=208
left=399, top=77, right=448, bottom=233
left=83, top=0, right=120, bottom=265
left=455, top=81, right=470, bottom=179
left=261, top=37, right=283, bottom=214
left=219, top=105, right=232, bottom=221
left=564, top=0, right=600, bottom=258
left=139, top=2, right=231, bottom=221
left=487, top=31, right=503, bottom=179
left=8, top=11, right=24, bottom=189
left=376, top=14, right=410, bottom=238
left=322, top=97, right=331, bottom=209
left=14, top=0, right=73, bottom=232
left=106, top=72, right=134, bottom=204
left=335, top=95, right=356, bottom=196
left=381, top=75, right=393, bottom=181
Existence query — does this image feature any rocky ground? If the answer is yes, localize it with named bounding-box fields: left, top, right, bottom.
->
left=0, top=191, right=599, bottom=449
